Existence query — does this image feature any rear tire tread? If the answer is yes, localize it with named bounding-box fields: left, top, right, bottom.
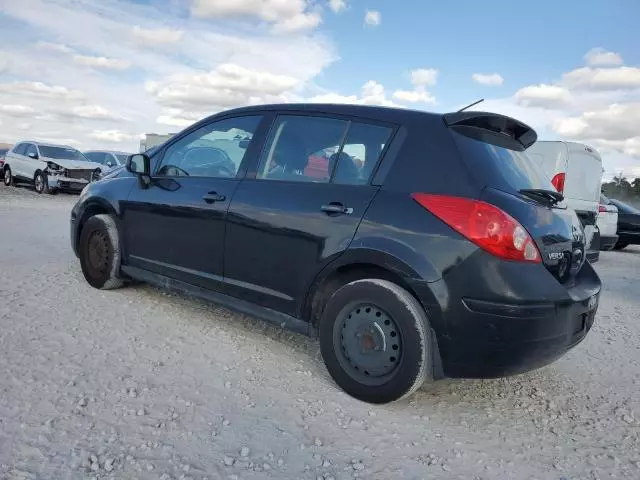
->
left=319, top=278, right=431, bottom=404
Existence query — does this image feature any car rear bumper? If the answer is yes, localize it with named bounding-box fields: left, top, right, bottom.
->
left=599, top=234, right=619, bottom=251
left=618, top=231, right=640, bottom=246
left=409, top=255, right=601, bottom=380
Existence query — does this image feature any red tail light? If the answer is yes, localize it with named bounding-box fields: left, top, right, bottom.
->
left=599, top=205, right=607, bottom=213
left=411, top=193, right=541, bottom=263
left=551, top=172, right=565, bottom=194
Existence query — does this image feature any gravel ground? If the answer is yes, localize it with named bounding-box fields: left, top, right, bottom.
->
left=1, top=185, right=639, bottom=480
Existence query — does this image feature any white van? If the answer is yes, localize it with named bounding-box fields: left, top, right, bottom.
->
left=526, top=141, right=603, bottom=263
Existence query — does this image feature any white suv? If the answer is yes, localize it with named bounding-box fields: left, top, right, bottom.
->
left=2, top=141, right=103, bottom=194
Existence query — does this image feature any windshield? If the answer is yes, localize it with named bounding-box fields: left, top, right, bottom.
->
left=39, top=146, right=86, bottom=161
left=115, top=154, right=128, bottom=164
left=452, top=132, right=556, bottom=192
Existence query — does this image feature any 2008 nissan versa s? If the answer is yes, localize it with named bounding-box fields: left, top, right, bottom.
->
left=71, top=104, right=601, bottom=404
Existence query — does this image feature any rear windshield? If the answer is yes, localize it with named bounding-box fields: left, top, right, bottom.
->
left=451, top=131, right=556, bottom=192
left=39, top=146, right=86, bottom=160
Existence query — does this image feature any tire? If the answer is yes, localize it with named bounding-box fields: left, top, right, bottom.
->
left=319, top=278, right=432, bottom=404
left=78, top=214, right=124, bottom=290
left=3, top=167, right=13, bottom=186
left=34, top=171, right=48, bottom=194
left=614, top=243, right=628, bottom=251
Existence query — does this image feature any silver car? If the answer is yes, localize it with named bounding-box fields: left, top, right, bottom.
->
left=83, top=150, right=132, bottom=175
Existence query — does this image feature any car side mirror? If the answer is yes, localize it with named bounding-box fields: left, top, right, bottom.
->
left=126, top=153, right=150, bottom=175
left=28, top=152, right=38, bottom=159
left=106, top=160, right=114, bottom=167
left=239, top=139, right=250, bottom=149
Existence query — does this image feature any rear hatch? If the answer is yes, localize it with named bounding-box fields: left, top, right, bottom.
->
left=444, top=111, right=588, bottom=283
left=564, top=144, right=602, bottom=228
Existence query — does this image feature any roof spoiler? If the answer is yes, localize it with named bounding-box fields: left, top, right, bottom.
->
left=443, top=111, right=538, bottom=150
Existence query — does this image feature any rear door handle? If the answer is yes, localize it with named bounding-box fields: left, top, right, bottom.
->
left=202, top=192, right=226, bottom=203
left=321, top=203, right=353, bottom=215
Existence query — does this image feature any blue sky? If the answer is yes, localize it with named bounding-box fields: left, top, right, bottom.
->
left=0, top=0, right=638, bottom=179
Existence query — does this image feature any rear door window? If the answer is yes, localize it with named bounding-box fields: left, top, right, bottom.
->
left=257, top=115, right=348, bottom=183
left=257, top=115, right=393, bottom=185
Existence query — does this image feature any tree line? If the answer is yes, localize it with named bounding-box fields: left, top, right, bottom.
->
left=601, top=176, right=640, bottom=204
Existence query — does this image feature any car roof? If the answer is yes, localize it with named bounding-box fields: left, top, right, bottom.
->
left=15, top=140, right=77, bottom=149
left=84, top=150, right=131, bottom=155
left=204, top=103, right=443, bottom=124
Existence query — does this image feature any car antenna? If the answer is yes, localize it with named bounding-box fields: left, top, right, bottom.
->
left=457, top=98, right=484, bottom=112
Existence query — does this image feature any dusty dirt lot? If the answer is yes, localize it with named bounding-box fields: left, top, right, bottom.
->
left=1, top=185, right=639, bottom=480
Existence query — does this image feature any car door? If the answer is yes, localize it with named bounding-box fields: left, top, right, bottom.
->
left=224, top=113, right=395, bottom=316
left=8, top=143, right=27, bottom=178
left=23, top=143, right=43, bottom=179
left=121, top=114, right=268, bottom=292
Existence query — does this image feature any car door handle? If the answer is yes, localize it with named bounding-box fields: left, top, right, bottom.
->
left=321, top=203, right=353, bottom=215
left=202, top=192, right=226, bottom=203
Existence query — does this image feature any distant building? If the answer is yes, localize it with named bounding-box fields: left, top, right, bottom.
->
left=139, top=133, right=176, bottom=153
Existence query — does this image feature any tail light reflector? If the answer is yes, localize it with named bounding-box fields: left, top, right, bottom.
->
left=551, top=172, right=566, bottom=194
left=411, top=193, right=541, bottom=263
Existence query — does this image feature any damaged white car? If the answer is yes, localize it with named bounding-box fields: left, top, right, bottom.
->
left=2, top=141, right=104, bottom=194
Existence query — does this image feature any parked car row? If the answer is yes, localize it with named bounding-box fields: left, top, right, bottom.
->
left=603, top=195, right=640, bottom=250
left=1, top=141, right=132, bottom=194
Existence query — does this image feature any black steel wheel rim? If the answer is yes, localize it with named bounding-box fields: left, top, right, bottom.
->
left=333, top=302, right=403, bottom=386
left=86, top=230, right=111, bottom=279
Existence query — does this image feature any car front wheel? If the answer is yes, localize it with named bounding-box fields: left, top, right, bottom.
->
left=319, top=278, right=432, bottom=404
left=78, top=214, right=124, bottom=290
left=34, top=171, right=48, bottom=194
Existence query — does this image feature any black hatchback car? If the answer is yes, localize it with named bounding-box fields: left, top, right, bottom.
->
left=71, top=104, right=601, bottom=404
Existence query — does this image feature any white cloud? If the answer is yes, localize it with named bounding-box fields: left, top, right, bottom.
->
left=36, top=42, right=74, bottom=54
left=191, top=0, right=322, bottom=33
left=131, top=26, right=184, bottom=46
left=0, top=81, right=84, bottom=100
left=64, top=105, right=127, bottom=122
left=584, top=48, right=623, bottom=67
left=411, top=68, right=438, bottom=87
left=309, top=80, right=402, bottom=107
left=0, top=105, right=36, bottom=117
left=562, top=66, right=640, bottom=90
left=392, top=89, right=435, bottom=104
left=472, top=73, right=504, bottom=86
left=0, top=0, right=336, bottom=151
left=329, top=0, right=347, bottom=13
left=552, top=103, right=640, bottom=143
left=514, top=84, right=573, bottom=109
left=73, top=54, right=132, bottom=70
left=364, top=10, right=381, bottom=27
left=146, top=63, right=300, bottom=124
left=89, top=130, right=139, bottom=143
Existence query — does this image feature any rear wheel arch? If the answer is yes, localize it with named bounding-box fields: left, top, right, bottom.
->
left=304, top=260, right=423, bottom=329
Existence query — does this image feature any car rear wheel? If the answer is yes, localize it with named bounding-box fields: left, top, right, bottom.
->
left=79, top=214, right=124, bottom=290
left=3, top=167, right=13, bottom=186
left=319, top=278, right=432, bottom=404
